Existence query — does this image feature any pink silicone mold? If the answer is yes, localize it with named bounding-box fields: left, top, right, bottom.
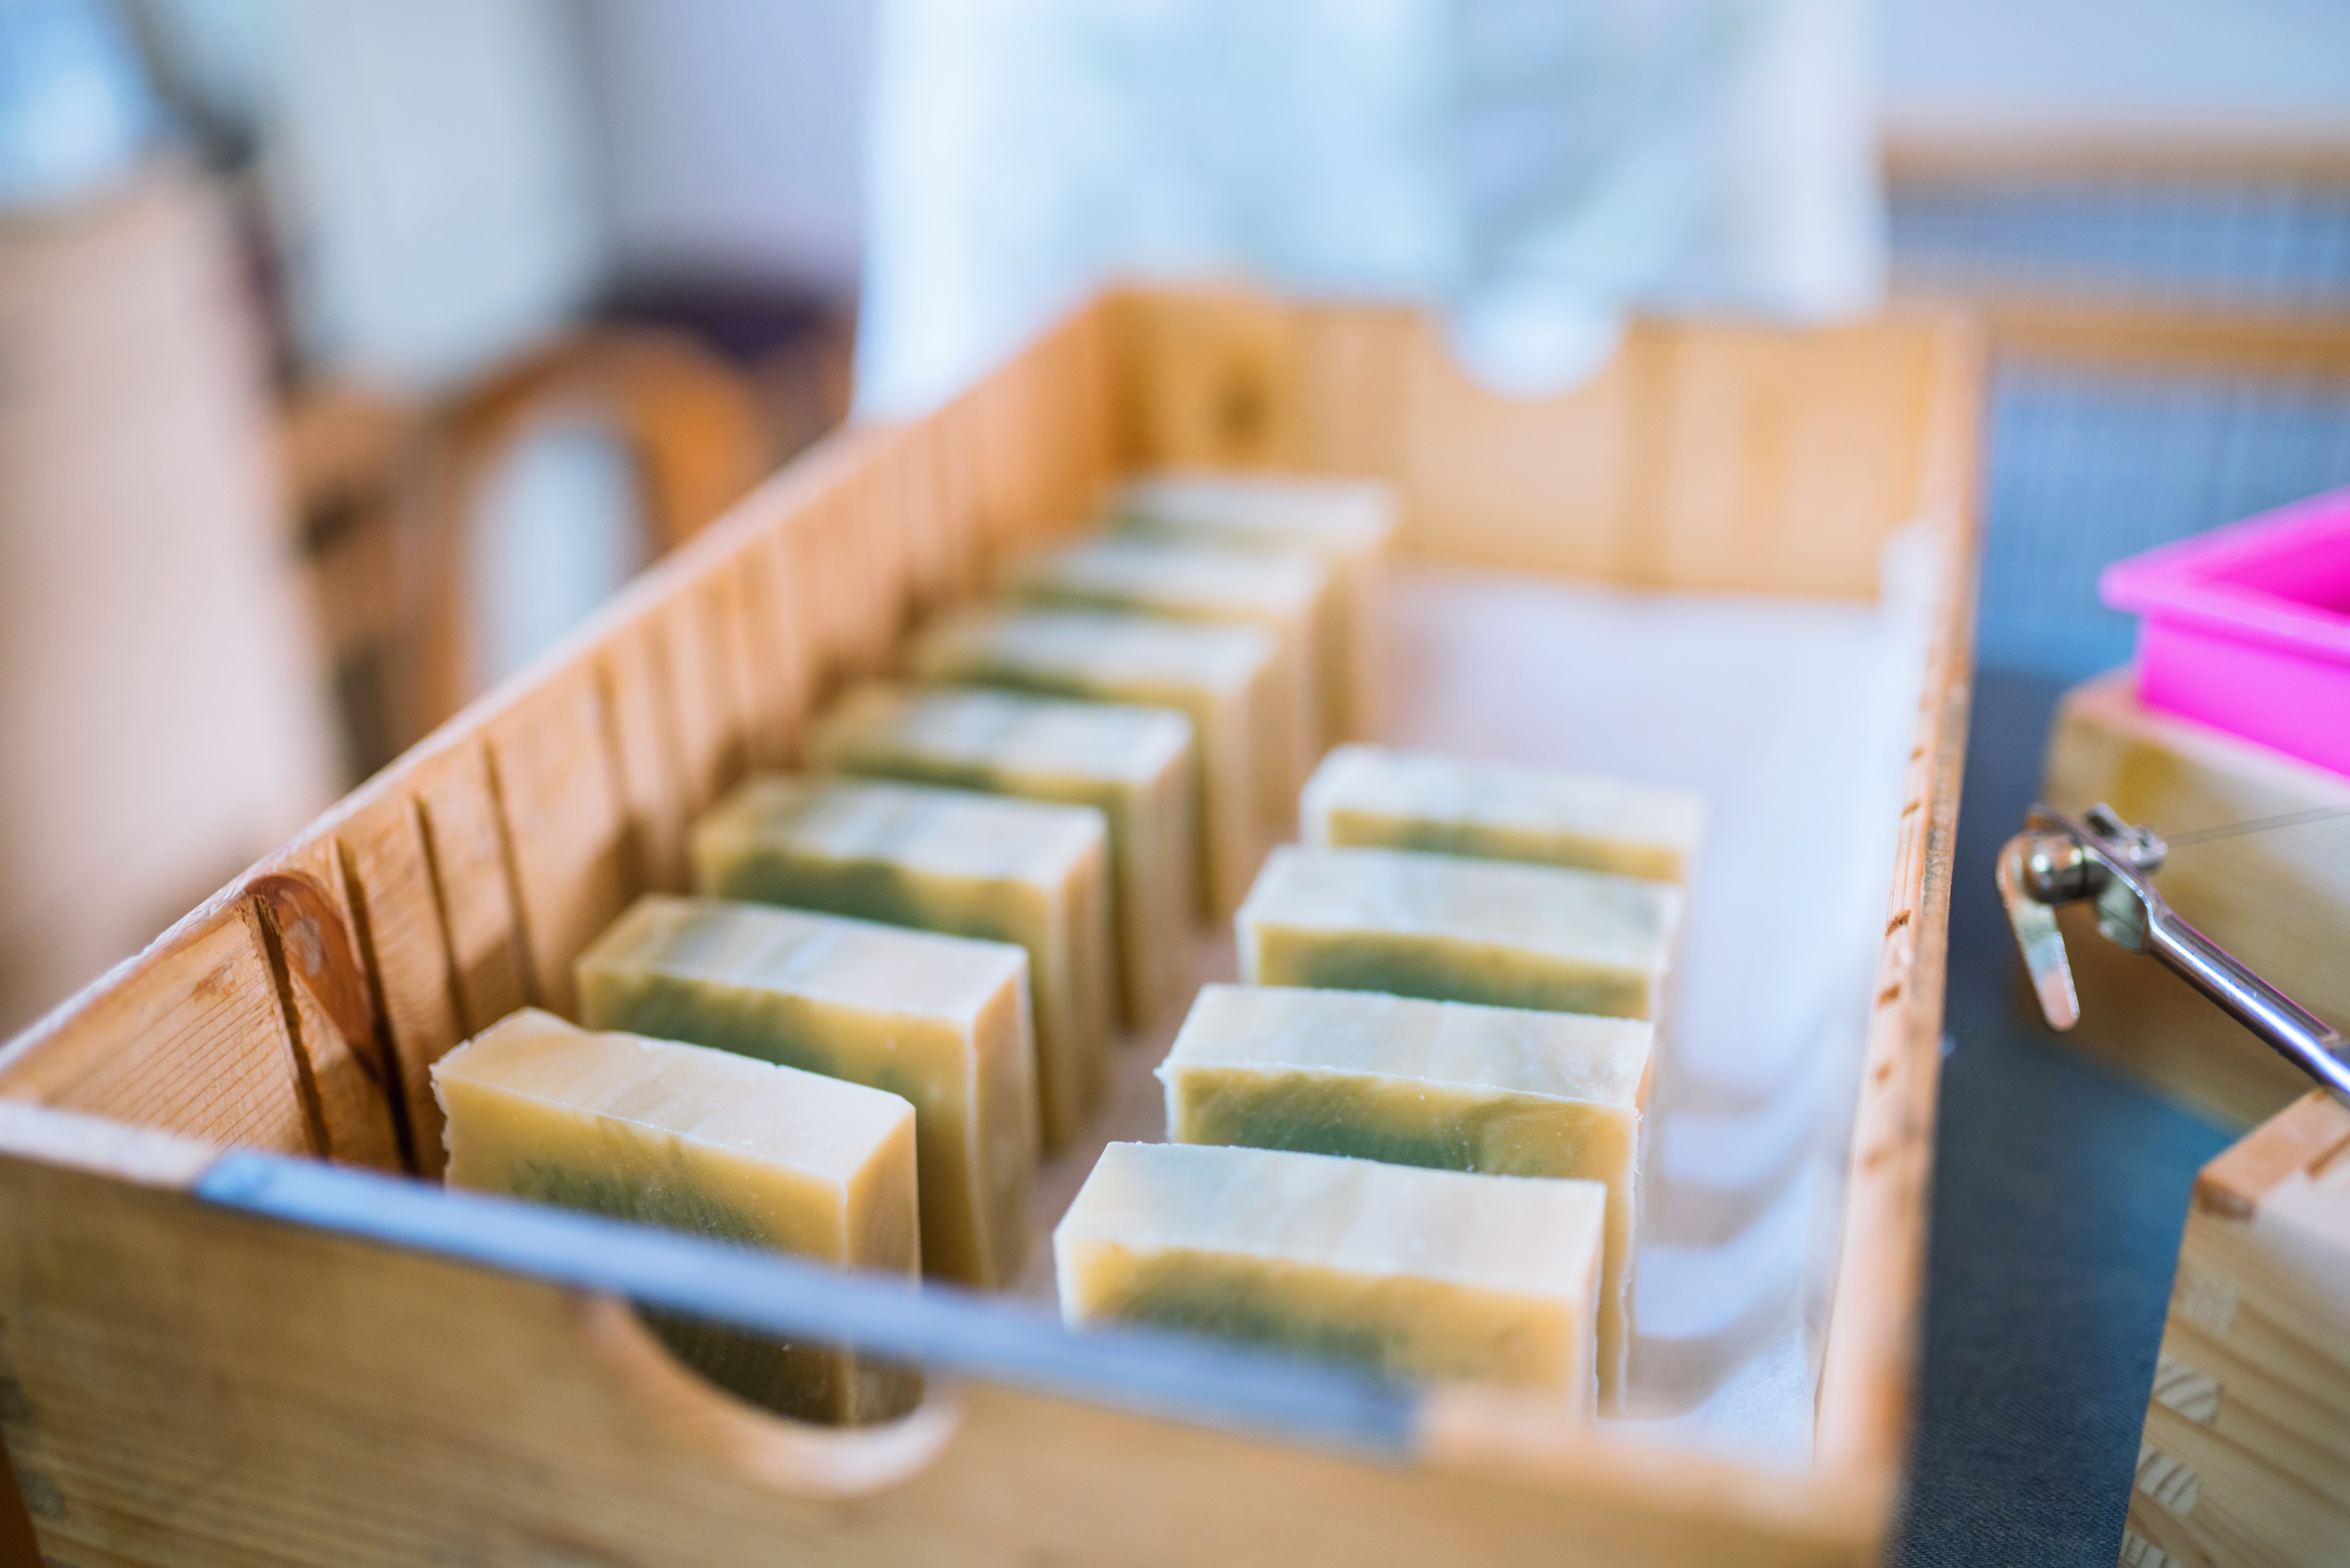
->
left=2101, top=486, right=2350, bottom=778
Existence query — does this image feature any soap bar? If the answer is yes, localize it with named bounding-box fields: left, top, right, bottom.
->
left=1056, top=1142, right=1605, bottom=1412
left=1302, top=745, right=1706, bottom=883
left=1117, top=471, right=1399, bottom=740
left=689, top=775, right=1114, bottom=1151
left=577, top=894, right=1035, bottom=1287
left=1236, top=846, right=1681, bottom=1022
left=1006, top=536, right=1332, bottom=807
left=912, top=607, right=1278, bottom=917
left=808, top=683, right=1197, bottom=1028
left=1158, top=984, right=1650, bottom=1407
left=433, top=1008, right=919, bottom=1423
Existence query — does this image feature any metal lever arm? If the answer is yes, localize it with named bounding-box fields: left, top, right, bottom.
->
left=2142, top=907, right=2350, bottom=1103
left=1998, top=803, right=2350, bottom=1105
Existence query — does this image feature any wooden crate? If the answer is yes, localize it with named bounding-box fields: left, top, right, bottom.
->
left=2042, top=672, right=2350, bottom=1131
left=2123, top=1092, right=2350, bottom=1566
left=0, top=288, right=1980, bottom=1567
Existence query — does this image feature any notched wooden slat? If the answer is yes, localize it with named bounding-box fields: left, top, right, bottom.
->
left=0, top=898, right=316, bottom=1154
left=407, top=737, right=532, bottom=1034
left=484, top=661, right=636, bottom=1020
left=598, top=614, right=691, bottom=894
left=334, top=787, right=470, bottom=1178
left=244, top=840, right=407, bottom=1171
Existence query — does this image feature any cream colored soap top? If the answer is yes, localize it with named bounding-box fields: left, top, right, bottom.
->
left=812, top=684, right=1193, bottom=788
left=1058, top=1142, right=1602, bottom=1302
left=1240, top=846, right=1681, bottom=973
left=1302, top=745, right=1705, bottom=882
left=1118, top=472, right=1401, bottom=549
left=436, top=1008, right=914, bottom=1187
left=1161, top=985, right=1650, bottom=1109
left=582, top=894, right=1030, bottom=1021
left=1012, top=537, right=1329, bottom=621
left=694, top=775, right=1105, bottom=887
left=914, top=607, right=1276, bottom=699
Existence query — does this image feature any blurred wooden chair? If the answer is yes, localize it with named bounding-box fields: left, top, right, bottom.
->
left=407, top=327, right=772, bottom=737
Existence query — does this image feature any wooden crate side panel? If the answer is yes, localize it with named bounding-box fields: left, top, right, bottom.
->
left=332, top=787, right=467, bottom=1178
left=923, top=388, right=990, bottom=603
left=482, top=662, right=636, bottom=1021
left=1108, top=293, right=1954, bottom=599
left=1811, top=322, right=1983, bottom=1477
left=857, top=425, right=921, bottom=664
left=240, top=833, right=407, bottom=1169
left=404, top=737, right=532, bottom=1036
left=1395, top=317, right=1645, bottom=579
left=656, top=572, right=753, bottom=817
left=597, top=610, right=692, bottom=894
left=1645, top=322, right=1943, bottom=599
left=885, top=419, right=953, bottom=629
left=780, top=473, right=884, bottom=705
left=2126, top=1181, right=2350, bottom=1566
left=1038, top=299, right=1118, bottom=526
left=0, top=899, right=315, bottom=1154
left=711, top=529, right=811, bottom=772
left=0, top=1150, right=1869, bottom=1568
left=1288, top=302, right=1416, bottom=482
left=1109, top=287, right=1310, bottom=472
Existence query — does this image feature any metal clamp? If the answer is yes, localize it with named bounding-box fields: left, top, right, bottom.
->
left=1997, top=803, right=2350, bottom=1104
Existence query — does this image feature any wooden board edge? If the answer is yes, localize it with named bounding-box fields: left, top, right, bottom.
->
left=0, top=1100, right=218, bottom=1190
left=1809, top=314, right=1986, bottom=1483
left=2056, top=669, right=2350, bottom=809
left=2194, top=1091, right=2350, bottom=1219
left=1417, top=1387, right=1884, bottom=1552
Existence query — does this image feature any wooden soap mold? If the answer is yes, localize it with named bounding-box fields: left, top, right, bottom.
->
left=0, top=288, right=1980, bottom=1568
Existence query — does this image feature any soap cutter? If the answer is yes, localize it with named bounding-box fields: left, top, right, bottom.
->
left=1997, top=802, right=2350, bottom=1104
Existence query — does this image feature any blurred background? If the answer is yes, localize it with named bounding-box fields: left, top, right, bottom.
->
left=4, top=0, right=2345, bottom=1039
left=0, top=0, right=2345, bottom=1560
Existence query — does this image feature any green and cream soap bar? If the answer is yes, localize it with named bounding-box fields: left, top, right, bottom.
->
left=576, top=894, right=1035, bottom=1288
left=1116, top=471, right=1399, bottom=741
left=1056, top=1142, right=1606, bottom=1414
left=808, top=684, right=1197, bottom=1028
left=1158, top=984, right=1650, bottom=1408
left=1005, top=535, right=1333, bottom=804
left=1236, top=845, right=1681, bottom=1021
left=433, top=1008, right=919, bottom=1424
left=911, top=606, right=1279, bottom=917
left=689, top=774, right=1114, bottom=1151
left=1302, top=745, right=1704, bottom=884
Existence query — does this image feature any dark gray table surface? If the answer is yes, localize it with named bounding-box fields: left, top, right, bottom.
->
left=1889, top=668, right=2236, bottom=1566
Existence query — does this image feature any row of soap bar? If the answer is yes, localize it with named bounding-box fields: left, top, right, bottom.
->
left=425, top=474, right=1403, bottom=1428
left=423, top=472, right=1712, bottom=1429
left=912, top=471, right=1398, bottom=919
left=1057, top=743, right=1702, bottom=1417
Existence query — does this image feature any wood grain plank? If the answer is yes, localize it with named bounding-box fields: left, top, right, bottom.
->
left=596, top=611, right=689, bottom=894
left=1647, top=321, right=1945, bottom=599
left=1292, top=301, right=1414, bottom=484
left=333, top=786, right=467, bottom=1177
left=404, top=737, right=531, bottom=1032
left=0, top=898, right=315, bottom=1153
left=2127, top=1102, right=2350, bottom=1564
left=653, top=574, right=751, bottom=822
left=1811, top=316, right=1983, bottom=1480
left=1112, top=288, right=1307, bottom=473
left=482, top=660, right=635, bottom=1020
left=0, top=1149, right=1874, bottom=1568
left=241, top=833, right=406, bottom=1169
left=1396, top=315, right=1641, bottom=578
